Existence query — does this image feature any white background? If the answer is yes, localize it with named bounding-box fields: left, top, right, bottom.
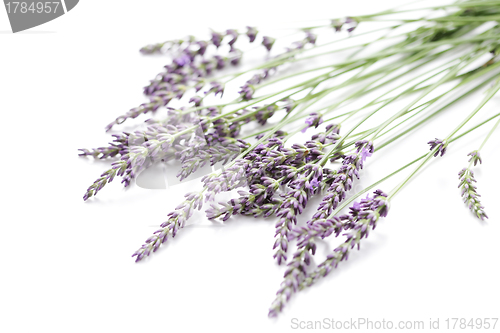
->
left=1, top=1, right=499, bottom=332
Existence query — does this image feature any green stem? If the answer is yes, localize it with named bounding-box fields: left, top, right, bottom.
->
left=478, top=116, right=500, bottom=151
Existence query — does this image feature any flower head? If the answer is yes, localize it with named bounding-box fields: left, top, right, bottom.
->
left=467, top=150, right=482, bottom=166
left=427, top=138, right=448, bottom=157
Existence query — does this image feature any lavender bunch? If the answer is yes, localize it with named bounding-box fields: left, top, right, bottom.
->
left=205, top=129, right=342, bottom=264
left=80, top=0, right=500, bottom=318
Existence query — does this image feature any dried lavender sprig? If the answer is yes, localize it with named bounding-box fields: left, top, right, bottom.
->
left=310, top=140, right=374, bottom=224
left=272, top=165, right=322, bottom=264
left=78, top=144, right=122, bottom=160
left=83, top=124, right=196, bottom=200
left=82, top=148, right=146, bottom=201
left=458, top=168, right=487, bottom=220
left=132, top=191, right=204, bottom=262
left=456, top=112, right=500, bottom=219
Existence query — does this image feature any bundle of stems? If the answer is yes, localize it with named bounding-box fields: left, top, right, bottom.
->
left=79, top=0, right=500, bottom=316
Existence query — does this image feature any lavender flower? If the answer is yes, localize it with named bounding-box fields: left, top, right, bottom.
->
left=458, top=168, right=487, bottom=220
left=132, top=192, right=204, bottom=262
left=206, top=81, right=225, bottom=97
left=84, top=123, right=197, bottom=200
left=427, top=138, right=448, bottom=157
left=304, top=30, right=317, bottom=45
left=299, top=191, right=389, bottom=287
left=331, top=17, right=359, bottom=33
left=204, top=134, right=327, bottom=230
left=268, top=190, right=389, bottom=317
left=230, top=48, right=243, bottom=66
left=211, top=30, right=224, bottom=48
left=467, top=150, right=482, bottom=166
left=345, top=17, right=359, bottom=33
left=206, top=181, right=275, bottom=221
left=301, top=112, right=323, bottom=133
left=238, top=84, right=255, bottom=100
left=225, top=29, right=239, bottom=46
left=78, top=132, right=130, bottom=159
left=83, top=146, right=149, bottom=201
left=273, top=165, right=323, bottom=264
left=262, top=36, right=276, bottom=51
left=308, top=140, right=373, bottom=228
left=173, top=53, right=191, bottom=67
left=202, top=159, right=252, bottom=202
left=189, top=95, right=203, bottom=107
left=246, top=26, right=258, bottom=43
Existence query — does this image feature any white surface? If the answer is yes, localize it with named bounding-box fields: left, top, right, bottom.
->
left=1, top=1, right=499, bottom=332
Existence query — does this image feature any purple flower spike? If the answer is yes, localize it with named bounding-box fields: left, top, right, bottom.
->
left=262, top=36, right=276, bottom=51
left=132, top=192, right=204, bottom=262
left=458, top=168, right=488, bottom=220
